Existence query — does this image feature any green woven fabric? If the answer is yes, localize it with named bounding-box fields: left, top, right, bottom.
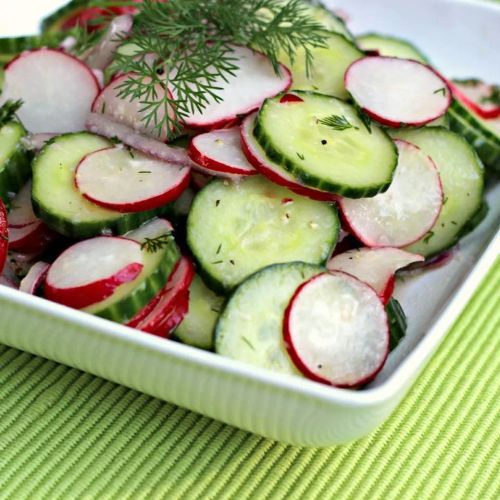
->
left=0, top=259, right=498, bottom=499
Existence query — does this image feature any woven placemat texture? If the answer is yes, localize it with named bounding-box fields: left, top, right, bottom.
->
left=0, top=259, right=498, bottom=499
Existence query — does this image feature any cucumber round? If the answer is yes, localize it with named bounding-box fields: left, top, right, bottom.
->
left=390, top=127, right=485, bottom=257
left=254, top=91, right=398, bottom=197
left=215, top=262, right=324, bottom=376
left=174, top=274, right=224, bottom=350
left=356, top=33, right=429, bottom=63
left=303, top=1, right=354, bottom=41
left=41, top=0, right=93, bottom=33
left=187, top=175, right=339, bottom=293
left=0, top=121, right=31, bottom=203
left=279, top=31, right=363, bottom=99
left=84, top=219, right=180, bottom=323
left=448, top=100, right=500, bottom=173
left=32, top=133, right=173, bottom=238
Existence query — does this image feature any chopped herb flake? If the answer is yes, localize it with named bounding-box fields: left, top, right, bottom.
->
left=318, top=114, right=359, bottom=131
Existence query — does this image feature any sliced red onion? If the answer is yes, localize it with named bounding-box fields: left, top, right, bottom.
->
left=85, top=14, right=133, bottom=70
left=21, top=133, right=57, bottom=152
left=86, top=112, right=195, bottom=167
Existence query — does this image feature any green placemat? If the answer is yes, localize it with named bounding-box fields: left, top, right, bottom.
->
left=0, top=259, right=498, bottom=499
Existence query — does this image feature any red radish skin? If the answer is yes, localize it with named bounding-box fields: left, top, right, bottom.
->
left=75, top=147, right=191, bottom=213
left=19, top=262, right=50, bottom=295
left=183, top=46, right=291, bottom=130
left=44, top=237, right=144, bottom=309
left=327, top=247, right=424, bottom=304
left=0, top=200, right=8, bottom=274
left=127, top=256, right=195, bottom=336
left=8, top=221, right=57, bottom=254
left=188, top=128, right=258, bottom=176
left=2, top=49, right=99, bottom=133
left=279, top=94, right=304, bottom=104
left=60, top=3, right=139, bottom=32
left=449, top=81, right=500, bottom=119
left=339, top=140, right=443, bottom=248
left=344, top=56, right=452, bottom=127
left=86, top=113, right=194, bottom=168
left=7, top=181, right=38, bottom=228
left=240, top=113, right=338, bottom=202
left=283, top=272, right=389, bottom=388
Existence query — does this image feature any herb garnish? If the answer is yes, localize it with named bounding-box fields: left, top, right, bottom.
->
left=106, top=0, right=327, bottom=139
left=241, top=337, right=255, bottom=350
left=433, top=87, right=446, bottom=96
left=318, top=114, right=359, bottom=131
left=296, top=152, right=305, bottom=160
left=0, top=100, right=23, bottom=127
left=423, top=231, right=434, bottom=244
left=140, top=233, right=173, bottom=253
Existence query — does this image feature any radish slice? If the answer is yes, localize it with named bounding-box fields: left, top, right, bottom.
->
left=44, top=237, right=144, bottom=309
left=19, top=261, right=50, bottom=295
left=339, top=140, right=443, bottom=248
left=86, top=113, right=193, bottom=167
left=188, top=128, right=258, bottom=176
left=1, top=49, right=99, bottom=133
left=0, top=200, right=8, bottom=274
left=327, top=247, right=424, bottom=303
left=8, top=221, right=57, bottom=254
left=284, top=271, right=389, bottom=387
left=7, top=182, right=38, bottom=228
left=240, top=113, right=338, bottom=202
left=344, top=56, right=451, bottom=127
left=85, top=15, right=133, bottom=70
left=127, top=256, right=194, bottom=336
left=183, top=46, right=291, bottom=129
left=450, top=80, right=500, bottom=119
left=92, top=73, right=173, bottom=141
left=75, top=146, right=190, bottom=213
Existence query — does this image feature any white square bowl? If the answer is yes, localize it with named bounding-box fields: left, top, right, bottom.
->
left=0, top=0, right=499, bottom=446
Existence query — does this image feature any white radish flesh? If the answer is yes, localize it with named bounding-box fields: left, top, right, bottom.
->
left=327, top=247, right=424, bottom=303
left=284, top=271, right=389, bottom=387
left=7, top=181, right=38, bottom=228
left=345, top=56, right=451, bottom=127
left=184, top=46, right=291, bottom=129
left=2, top=49, right=99, bottom=133
left=339, top=140, right=443, bottom=248
left=188, top=128, right=257, bottom=176
left=19, top=261, right=50, bottom=295
left=86, top=112, right=193, bottom=167
left=75, top=146, right=190, bottom=212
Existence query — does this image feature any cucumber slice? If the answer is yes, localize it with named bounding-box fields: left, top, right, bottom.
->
left=303, top=2, right=354, bottom=41
left=215, top=262, right=324, bottom=376
left=390, top=127, right=485, bottom=257
left=174, top=274, right=224, bottom=350
left=279, top=31, right=363, bottom=99
left=32, top=133, right=173, bottom=238
left=84, top=218, right=180, bottom=323
left=0, top=122, right=31, bottom=202
left=254, top=91, right=398, bottom=197
left=356, top=33, right=429, bottom=63
left=448, top=100, right=500, bottom=173
left=187, top=176, right=339, bottom=293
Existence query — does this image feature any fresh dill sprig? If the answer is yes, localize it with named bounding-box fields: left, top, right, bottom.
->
left=0, top=100, right=23, bottom=127
left=112, top=0, right=328, bottom=139
left=318, top=114, right=359, bottom=131
left=140, top=233, right=174, bottom=253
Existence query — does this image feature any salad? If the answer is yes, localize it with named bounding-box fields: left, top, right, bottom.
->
left=0, top=0, right=496, bottom=388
